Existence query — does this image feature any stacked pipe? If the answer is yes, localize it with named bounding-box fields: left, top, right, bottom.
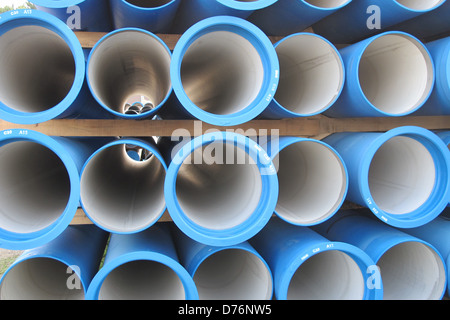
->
left=0, top=1, right=449, bottom=301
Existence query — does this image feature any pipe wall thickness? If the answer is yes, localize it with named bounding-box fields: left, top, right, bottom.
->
left=164, top=131, right=278, bottom=247
left=323, top=126, right=450, bottom=228
left=0, top=129, right=104, bottom=250
left=313, top=211, right=447, bottom=300
left=0, top=225, right=109, bottom=300
left=313, top=0, right=446, bottom=44
left=324, top=32, right=435, bottom=118
left=250, top=217, right=382, bottom=300
left=248, top=0, right=351, bottom=37
left=86, top=223, right=199, bottom=300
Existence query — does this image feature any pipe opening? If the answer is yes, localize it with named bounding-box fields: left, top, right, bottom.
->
left=358, top=34, right=434, bottom=115
left=287, top=250, right=365, bottom=300
left=180, top=31, right=264, bottom=115
left=275, top=34, right=343, bottom=115
left=88, top=30, right=171, bottom=116
left=98, top=260, right=185, bottom=300
left=305, top=0, right=350, bottom=8
left=175, top=142, right=263, bottom=230
left=0, top=141, right=71, bottom=233
left=125, top=0, right=175, bottom=7
left=378, top=241, right=446, bottom=300
left=80, top=143, right=166, bottom=233
left=368, top=136, right=436, bottom=215
left=0, top=258, right=84, bottom=300
left=194, top=249, right=272, bottom=300
left=0, top=25, right=75, bottom=114
left=395, top=0, right=444, bottom=11
left=274, top=141, right=347, bottom=225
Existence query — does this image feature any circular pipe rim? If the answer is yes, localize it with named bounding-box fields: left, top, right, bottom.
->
left=115, top=0, right=179, bottom=11
left=0, top=129, right=80, bottom=250
left=170, top=15, right=280, bottom=126
left=276, top=241, right=383, bottom=300
left=393, top=0, right=446, bottom=12
left=0, top=9, right=86, bottom=125
left=30, top=0, right=85, bottom=8
left=85, top=251, right=199, bottom=300
left=215, top=0, right=278, bottom=10
left=353, top=31, right=435, bottom=117
left=269, top=137, right=348, bottom=226
left=164, top=132, right=279, bottom=246
left=359, top=126, right=450, bottom=228
left=271, top=32, right=345, bottom=117
left=80, top=138, right=168, bottom=234
left=298, top=0, right=352, bottom=10
left=86, top=27, right=173, bottom=119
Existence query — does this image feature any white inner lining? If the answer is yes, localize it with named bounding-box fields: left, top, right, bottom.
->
left=395, top=0, right=444, bottom=10
left=368, top=136, right=436, bottom=215
left=358, top=34, right=433, bottom=115
left=0, top=141, right=70, bottom=233
left=194, top=249, right=272, bottom=300
left=287, top=250, right=365, bottom=300
left=378, top=241, right=446, bottom=300
left=0, top=26, right=75, bottom=113
left=180, top=31, right=264, bottom=115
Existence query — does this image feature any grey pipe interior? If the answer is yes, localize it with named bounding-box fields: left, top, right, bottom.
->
left=275, top=34, right=344, bottom=115
left=359, top=34, right=434, bottom=115
left=377, top=241, right=446, bottom=300
left=368, top=136, right=436, bottom=215
left=88, top=30, right=171, bottom=114
left=98, top=260, right=185, bottom=300
left=176, top=142, right=263, bottom=230
left=193, top=249, right=272, bottom=300
left=180, top=31, right=264, bottom=115
left=305, top=0, right=350, bottom=8
left=287, top=250, right=365, bottom=300
left=0, top=25, right=75, bottom=113
left=0, top=141, right=71, bottom=233
left=0, top=258, right=84, bottom=300
left=274, top=140, right=347, bottom=225
left=395, top=0, right=445, bottom=10
left=80, top=143, right=166, bottom=233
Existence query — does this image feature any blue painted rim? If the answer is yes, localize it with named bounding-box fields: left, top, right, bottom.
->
left=353, top=31, right=435, bottom=117
left=216, top=0, right=277, bottom=10
left=86, top=28, right=173, bottom=119
left=118, top=0, right=179, bottom=10
left=30, top=0, right=85, bottom=8
left=359, top=126, right=450, bottom=228
left=271, top=32, right=345, bottom=117
left=267, top=136, right=348, bottom=226
left=0, top=129, right=80, bottom=250
left=164, top=132, right=279, bottom=246
left=171, top=16, right=280, bottom=126
left=393, top=0, right=446, bottom=12
left=0, top=9, right=85, bottom=124
left=80, top=138, right=168, bottom=234
left=85, top=251, right=199, bottom=300
left=276, top=241, right=383, bottom=300
left=299, top=0, right=351, bottom=10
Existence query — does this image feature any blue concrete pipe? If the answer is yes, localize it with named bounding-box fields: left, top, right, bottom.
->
left=0, top=129, right=105, bottom=250
left=259, top=136, right=348, bottom=226
left=413, top=37, right=450, bottom=116
left=80, top=137, right=167, bottom=234
left=87, top=28, right=172, bottom=120
left=164, top=131, right=278, bottom=247
left=324, top=32, right=435, bottom=118
left=171, top=0, right=277, bottom=33
left=167, top=16, right=279, bottom=126
left=0, top=9, right=110, bottom=125
left=0, top=225, right=108, bottom=300
left=30, top=0, right=112, bottom=32
left=249, top=217, right=383, bottom=300
left=313, top=0, right=446, bottom=44
left=260, top=32, right=345, bottom=119
left=248, top=0, right=351, bottom=37
left=313, top=210, right=447, bottom=300
left=109, top=0, right=180, bottom=33
left=86, top=223, right=199, bottom=300
left=171, top=226, right=273, bottom=300
left=323, top=127, right=450, bottom=228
